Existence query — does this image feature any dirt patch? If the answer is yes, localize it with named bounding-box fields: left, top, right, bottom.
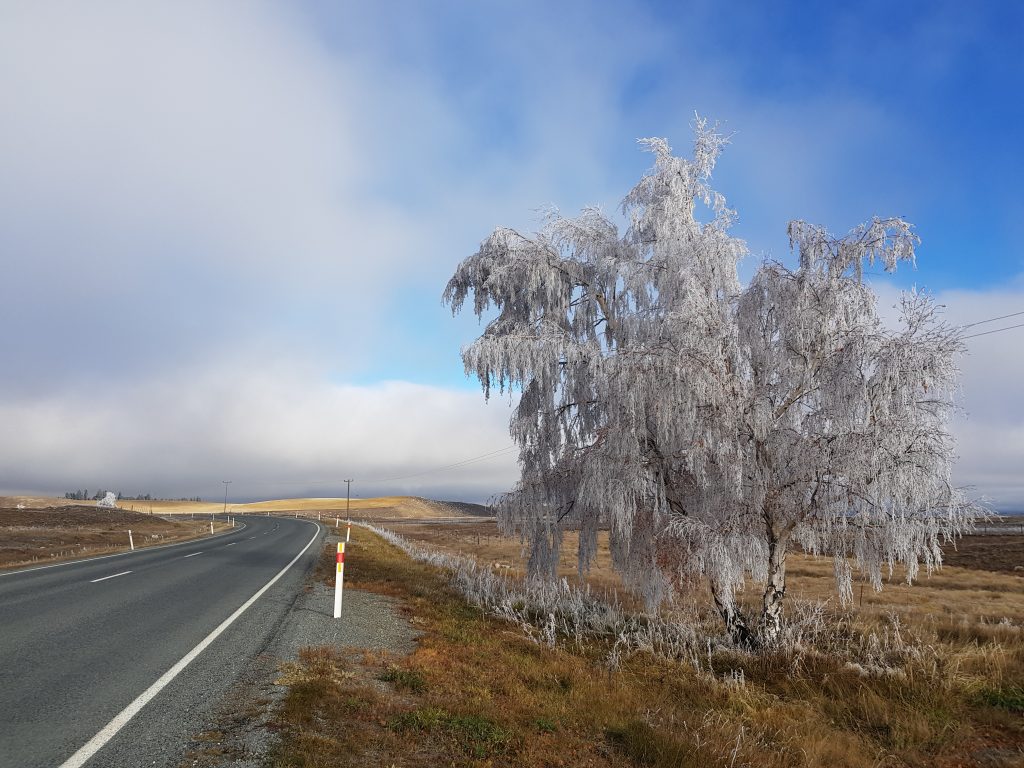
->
left=0, top=505, right=230, bottom=569
left=943, top=535, right=1024, bottom=574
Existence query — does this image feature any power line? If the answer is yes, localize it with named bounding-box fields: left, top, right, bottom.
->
left=962, top=321, right=1024, bottom=340
left=960, top=309, right=1024, bottom=329
left=235, top=306, right=1024, bottom=493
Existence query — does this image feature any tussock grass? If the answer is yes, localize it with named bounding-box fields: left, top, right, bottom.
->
left=271, top=528, right=1024, bottom=767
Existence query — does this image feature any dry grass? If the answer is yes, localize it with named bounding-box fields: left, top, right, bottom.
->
left=270, top=527, right=1024, bottom=768
left=389, top=520, right=1024, bottom=626
left=0, top=495, right=231, bottom=514
left=235, top=496, right=464, bottom=518
left=0, top=505, right=232, bottom=569
left=0, top=495, right=475, bottom=519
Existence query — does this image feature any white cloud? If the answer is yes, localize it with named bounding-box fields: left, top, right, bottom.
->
left=0, top=354, right=517, bottom=502
left=872, top=276, right=1024, bottom=510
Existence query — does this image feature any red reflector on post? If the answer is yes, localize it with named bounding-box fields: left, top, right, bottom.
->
left=334, top=542, right=346, bottom=618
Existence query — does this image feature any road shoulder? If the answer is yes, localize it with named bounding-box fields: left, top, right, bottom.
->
left=178, top=530, right=420, bottom=767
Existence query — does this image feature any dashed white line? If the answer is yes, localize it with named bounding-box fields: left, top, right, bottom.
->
left=183, top=552, right=202, bottom=558
left=58, top=524, right=320, bottom=768
left=90, top=571, right=131, bottom=583
left=225, top=543, right=236, bottom=547
left=248, top=536, right=256, bottom=540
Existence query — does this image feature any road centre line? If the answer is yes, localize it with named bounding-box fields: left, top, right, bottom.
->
left=183, top=552, right=202, bottom=558
left=59, top=522, right=321, bottom=768
left=225, top=543, right=236, bottom=547
left=90, top=571, right=131, bottom=583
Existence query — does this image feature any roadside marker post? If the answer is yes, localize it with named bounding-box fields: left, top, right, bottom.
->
left=346, top=520, right=351, bottom=543
left=333, top=542, right=345, bottom=618
left=210, top=521, right=214, bottom=535
left=128, top=530, right=134, bottom=551
left=335, top=517, right=339, bottom=528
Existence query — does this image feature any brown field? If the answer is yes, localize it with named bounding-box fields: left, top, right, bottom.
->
left=234, top=495, right=469, bottom=519
left=0, top=505, right=232, bottom=569
left=387, top=519, right=1024, bottom=629
left=272, top=526, right=1024, bottom=768
left=0, top=494, right=477, bottom=519
left=0, top=495, right=228, bottom=514
left=0, top=495, right=473, bottom=570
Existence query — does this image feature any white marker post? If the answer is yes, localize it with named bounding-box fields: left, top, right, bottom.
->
left=335, top=517, right=339, bottom=528
left=346, top=520, right=351, bottom=543
left=317, top=511, right=321, bottom=522
left=333, top=542, right=345, bottom=618
left=231, top=517, right=235, bottom=528
left=210, top=520, right=214, bottom=535
left=128, top=530, right=134, bottom=551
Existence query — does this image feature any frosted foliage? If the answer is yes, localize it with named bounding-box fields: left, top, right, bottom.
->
left=444, top=118, right=981, bottom=641
left=96, top=492, right=118, bottom=509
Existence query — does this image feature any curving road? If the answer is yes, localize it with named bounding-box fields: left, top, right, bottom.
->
left=0, top=515, right=323, bottom=768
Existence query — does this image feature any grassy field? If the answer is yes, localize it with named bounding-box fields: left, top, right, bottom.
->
left=387, top=520, right=1024, bottom=629
left=234, top=496, right=468, bottom=518
left=0, top=505, right=232, bottom=569
left=0, top=495, right=479, bottom=519
left=270, top=524, right=1024, bottom=768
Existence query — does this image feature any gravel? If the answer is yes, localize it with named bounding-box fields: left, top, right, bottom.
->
left=179, top=531, right=420, bottom=767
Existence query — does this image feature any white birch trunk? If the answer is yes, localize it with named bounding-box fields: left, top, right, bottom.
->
left=760, top=531, right=788, bottom=643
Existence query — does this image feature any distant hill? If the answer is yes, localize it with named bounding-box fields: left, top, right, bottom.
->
left=0, top=495, right=495, bottom=520
left=436, top=500, right=494, bottom=517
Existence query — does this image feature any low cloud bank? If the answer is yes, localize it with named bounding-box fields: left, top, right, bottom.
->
left=0, top=357, right=517, bottom=504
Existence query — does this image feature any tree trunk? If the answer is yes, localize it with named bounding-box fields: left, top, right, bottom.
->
left=712, top=585, right=754, bottom=647
left=760, top=532, right=789, bottom=644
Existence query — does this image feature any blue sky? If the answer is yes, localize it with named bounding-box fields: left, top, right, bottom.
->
left=1, top=1, right=1022, bottom=505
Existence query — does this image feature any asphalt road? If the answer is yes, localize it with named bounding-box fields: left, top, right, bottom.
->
left=0, top=514, right=323, bottom=768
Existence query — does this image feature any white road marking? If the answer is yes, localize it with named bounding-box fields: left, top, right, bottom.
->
left=89, top=571, right=131, bottom=583
left=59, top=523, right=320, bottom=768
left=248, top=536, right=256, bottom=540
left=225, top=543, right=236, bottom=547
left=183, top=552, right=202, bottom=558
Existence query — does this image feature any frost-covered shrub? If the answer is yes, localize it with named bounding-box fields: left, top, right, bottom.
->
left=363, top=523, right=702, bottom=664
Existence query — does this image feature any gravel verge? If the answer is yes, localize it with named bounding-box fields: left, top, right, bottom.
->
left=179, top=530, right=420, bottom=767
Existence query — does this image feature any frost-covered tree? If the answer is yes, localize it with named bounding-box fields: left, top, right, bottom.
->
left=96, top=491, right=118, bottom=509
left=444, top=119, right=980, bottom=644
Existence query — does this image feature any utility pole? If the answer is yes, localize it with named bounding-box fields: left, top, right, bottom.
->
left=344, top=479, right=353, bottom=522
left=222, top=480, right=232, bottom=518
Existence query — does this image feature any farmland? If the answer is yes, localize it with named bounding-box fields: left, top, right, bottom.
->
left=0, top=503, right=232, bottom=569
